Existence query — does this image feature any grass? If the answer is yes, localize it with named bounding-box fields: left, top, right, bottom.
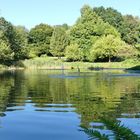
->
left=22, top=57, right=140, bottom=70
left=1, top=57, right=140, bottom=70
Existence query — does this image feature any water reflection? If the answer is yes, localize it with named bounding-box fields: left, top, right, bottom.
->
left=0, top=70, right=140, bottom=139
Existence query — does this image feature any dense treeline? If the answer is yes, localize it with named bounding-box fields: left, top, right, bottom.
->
left=0, top=5, right=140, bottom=65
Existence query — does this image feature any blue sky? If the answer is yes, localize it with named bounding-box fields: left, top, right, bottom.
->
left=0, top=0, right=140, bottom=29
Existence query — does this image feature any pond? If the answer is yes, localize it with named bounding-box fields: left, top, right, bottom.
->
left=0, top=69, right=140, bottom=140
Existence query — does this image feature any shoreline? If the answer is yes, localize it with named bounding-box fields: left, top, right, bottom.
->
left=0, top=66, right=140, bottom=71
left=1, top=57, right=140, bottom=71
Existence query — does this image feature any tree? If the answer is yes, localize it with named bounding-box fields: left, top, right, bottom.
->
left=13, top=26, right=29, bottom=59
left=89, top=35, right=133, bottom=62
left=0, top=17, right=15, bottom=45
left=93, top=7, right=140, bottom=45
left=0, top=17, right=28, bottom=62
left=121, top=15, right=140, bottom=45
left=65, top=44, right=84, bottom=61
left=93, top=7, right=123, bottom=31
left=28, top=23, right=53, bottom=56
left=50, top=26, right=69, bottom=57
left=69, top=5, right=120, bottom=61
left=0, top=39, right=14, bottom=65
left=0, top=17, right=22, bottom=63
left=118, top=44, right=138, bottom=59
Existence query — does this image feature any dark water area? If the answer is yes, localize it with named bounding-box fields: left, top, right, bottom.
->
left=0, top=70, right=140, bottom=140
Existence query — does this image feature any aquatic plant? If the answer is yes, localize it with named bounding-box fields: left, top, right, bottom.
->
left=81, top=126, right=109, bottom=140
left=81, top=118, right=140, bottom=140
left=102, top=118, right=140, bottom=140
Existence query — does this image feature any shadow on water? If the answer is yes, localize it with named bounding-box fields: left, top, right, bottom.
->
left=48, top=73, right=95, bottom=79
left=109, top=73, right=140, bottom=77
left=126, top=65, right=140, bottom=71
left=49, top=74, right=82, bottom=79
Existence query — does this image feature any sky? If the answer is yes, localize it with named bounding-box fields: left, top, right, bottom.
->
left=0, top=0, right=140, bottom=29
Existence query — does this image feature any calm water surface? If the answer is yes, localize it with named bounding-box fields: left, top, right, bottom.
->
left=0, top=70, right=140, bottom=140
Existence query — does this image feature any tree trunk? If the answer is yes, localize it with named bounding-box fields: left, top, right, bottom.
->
left=109, top=56, right=111, bottom=62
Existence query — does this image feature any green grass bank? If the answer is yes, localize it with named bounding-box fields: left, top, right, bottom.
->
left=22, top=57, right=140, bottom=70
left=1, top=57, right=140, bottom=70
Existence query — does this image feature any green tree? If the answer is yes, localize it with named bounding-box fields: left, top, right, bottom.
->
left=93, top=7, right=124, bottom=31
left=0, top=17, right=17, bottom=63
left=90, top=35, right=133, bottom=62
left=50, top=26, right=69, bottom=57
left=0, top=17, right=15, bottom=44
left=0, top=39, right=14, bottom=64
left=0, top=17, right=27, bottom=62
left=121, top=15, right=140, bottom=45
left=60, top=23, right=69, bottom=30
left=93, top=7, right=140, bottom=45
left=69, top=5, right=120, bottom=61
left=13, top=26, right=29, bottom=59
left=28, top=23, right=53, bottom=56
left=65, top=44, right=83, bottom=61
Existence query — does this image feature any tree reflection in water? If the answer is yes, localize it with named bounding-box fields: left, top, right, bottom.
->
left=0, top=70, right=140, bottom=137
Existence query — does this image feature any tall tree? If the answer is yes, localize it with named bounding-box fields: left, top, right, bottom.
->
left=0, top=17, right=28, bottom=62
left=0, top=17, right=15, bottom=45
left=50, top=26, right=69, bottom=57
left=93, top=7, right=140, bottom=45
left=93, top=7, right=123, bottom=31
left=0, top=39, right=14, bottom=65
left=69, top=5, right=120, bottom=61
left=65, top=44, right=83, bottom=61
left=89, top=35, right=136, bottom=62
left=28, top=23, right=53, bottom=56
left=121, top=15, right=140, bottom=45
left=13, top=26, right=29, bottom=59
left=0, top=17, right=23, bottom=63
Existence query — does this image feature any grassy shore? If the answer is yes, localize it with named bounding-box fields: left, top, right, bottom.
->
left=1, top=57, right=140, bottom=70
left=22, top=57, right=140, bottom=70
left=0, top=64, right=8, bottom=70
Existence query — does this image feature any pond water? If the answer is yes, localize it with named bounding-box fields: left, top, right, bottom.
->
left=0, top=69, right=140, bottom=140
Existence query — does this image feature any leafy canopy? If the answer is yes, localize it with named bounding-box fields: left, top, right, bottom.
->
left=68, top=5, right=120, bottom=61
left=50, top=26, right=69, bottom=57
left=90, top=35, right=131, bottom=62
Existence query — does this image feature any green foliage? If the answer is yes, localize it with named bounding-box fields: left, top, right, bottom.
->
left=102, top=118, right=140, bottom=140
left=13, top=26, right=29, bottom=59
left=135, top=44, right=140, bottom=51
left=118, top=44, right=138, bottom=59
left=0, top=18, right=15, bottom=64
left=61, top=23, right=69, bottom=30
left=121, top=15, right=140, bottom=45
left=89, top=35, right=132, bottom=62
left=93, top=7, right=140, bottom=45
left=26, top=44, right=38, bottom=58
left=50, top=26, right=69, bottom=57
left=0, top=17, right=15, bottom=44
left=0, top=5, right=140, bottom=66
left=82, top=119, right=140, bottom=140
left=93, top=7, right=124, bottom=32
left=0, top=39, right=14, bottom=64
left=65, top=44, right=84, bottom=61
left=81, top=126, right=109, bottom=140
left=69, top=5, right=120, bottom=61
left=22, top=56, right=140, bottom=70
left=0, top=17, right=28, bottom=62
left=28, top=23, right=53, bottom=56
